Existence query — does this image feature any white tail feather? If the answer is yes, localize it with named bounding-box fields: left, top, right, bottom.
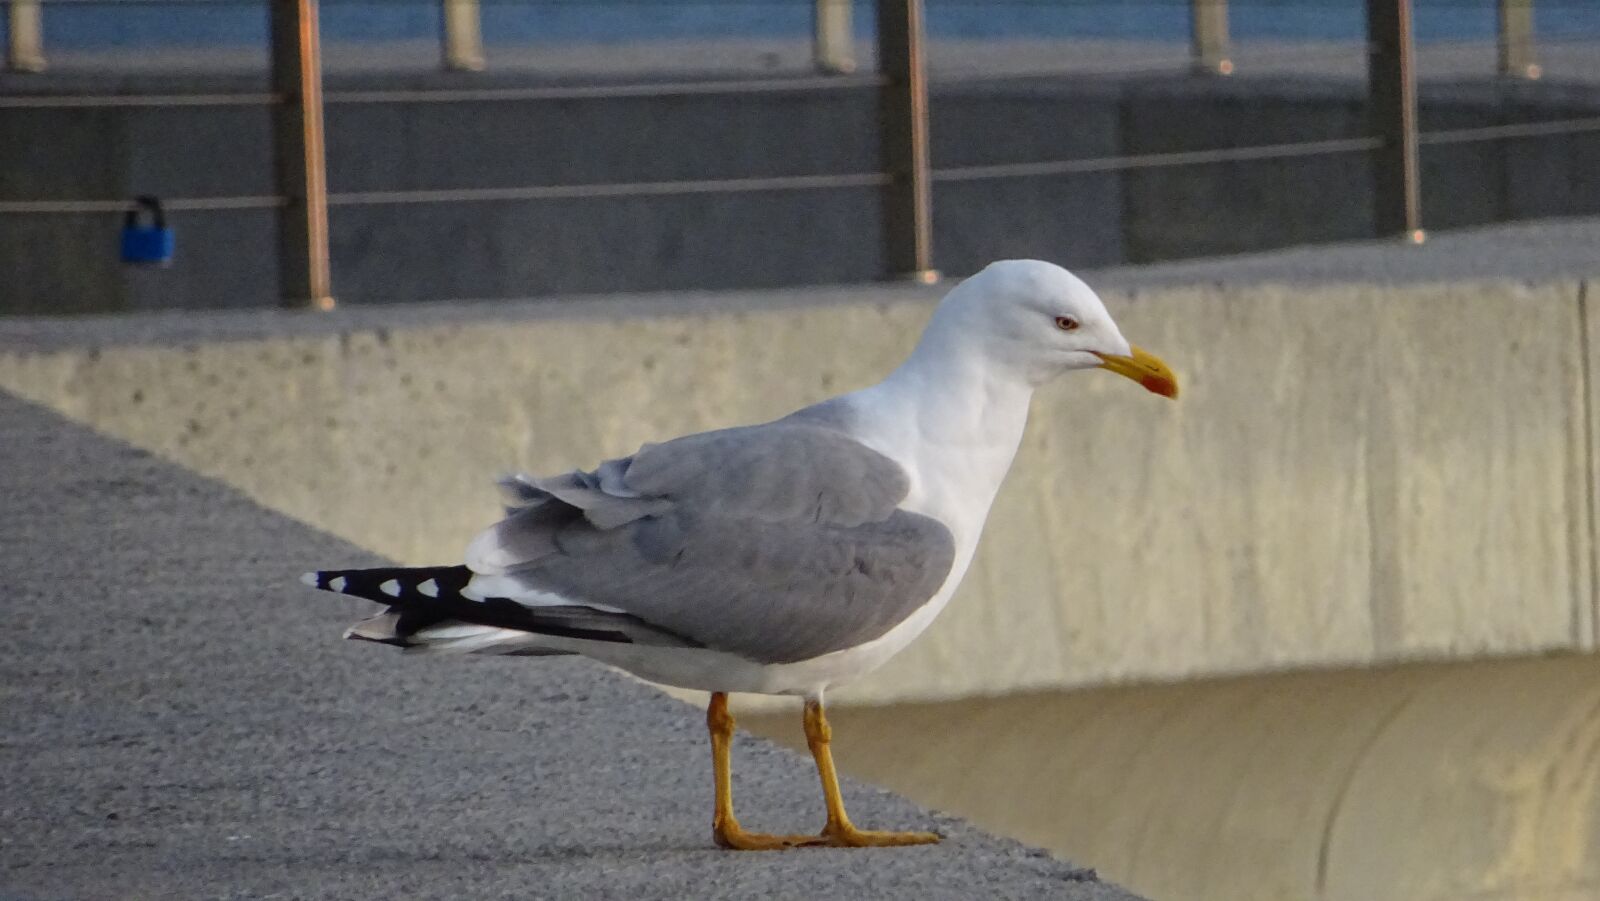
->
left=343, top=611, right=401, bottom=642
left=462, top=572, right=628, bottom=613
left=405, top=623, right=547, bottom=655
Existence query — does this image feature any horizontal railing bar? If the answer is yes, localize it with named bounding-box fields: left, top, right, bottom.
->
left=1418, top=116, right=1600, bottom=145
left=8, top=117, right=1598, bottom=215
left=932, top=136, right=1382, bottom=181
left=0, top=196, right=285, bottom=213
left=326, top=172, right=891, bottom=205
left=0, top=93, right=281, bottom=109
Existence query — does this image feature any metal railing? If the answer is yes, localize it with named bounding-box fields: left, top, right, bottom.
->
left=3, top=0, right=1600, bottom=309
left=0, top=0, right=941, bottom=306
left=270, top=0, right=335, bottom=310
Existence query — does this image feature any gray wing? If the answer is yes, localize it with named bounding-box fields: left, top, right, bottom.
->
left=467, top=415, right=956, bottom=664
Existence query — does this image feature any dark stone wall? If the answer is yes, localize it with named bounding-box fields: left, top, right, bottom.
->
left=2, top=72, right=1596, bottom=315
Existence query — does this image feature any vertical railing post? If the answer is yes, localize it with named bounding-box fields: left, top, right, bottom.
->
left=1497, top=0, right=1540, bottom=80
left=270, top=0, right=337, bottom=310
left=1190, top=0, right=1233, bottom=76
left=441, top=0, right=486, bottom=72
left=6, top=0, right=47, bottom=73
left=814, top=0, right=856, bottom=74
left=1366, top=0, right=1424, bottom=243
left=875, top=0, right=936, bottom=283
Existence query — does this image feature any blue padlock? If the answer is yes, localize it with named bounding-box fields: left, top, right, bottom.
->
left=120, top=195, right=175, bottom=267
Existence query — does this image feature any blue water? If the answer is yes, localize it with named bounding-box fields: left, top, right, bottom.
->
left=15, top=0, right=1600, bottom=50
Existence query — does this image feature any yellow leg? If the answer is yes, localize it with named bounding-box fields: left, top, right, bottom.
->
left=707, top=692, right=825, bottom=851
left=803, top=698, right=941, bottom=847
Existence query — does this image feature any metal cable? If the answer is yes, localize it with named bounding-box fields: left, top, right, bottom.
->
left=325, top=171, right=889, bottom=205
left=1419, top=115, right=1600, bottom=146
left=0, top=196, right=285, bottom=213
left=8, top=118, right=1600, bottom=214
left=933, top=136, right=1381, bottom=181
left=0, top=93, right=280, bottom=109
left=325, top=73, right=885, bottom=104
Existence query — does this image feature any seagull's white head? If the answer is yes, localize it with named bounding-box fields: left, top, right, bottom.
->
left=925, top=259, right=1178, bottom=397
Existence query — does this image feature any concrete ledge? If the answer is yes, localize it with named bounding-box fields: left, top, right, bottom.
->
left=0, top=390, right=1137, bottom=899
left=1, top=275, right=1595, bottom=705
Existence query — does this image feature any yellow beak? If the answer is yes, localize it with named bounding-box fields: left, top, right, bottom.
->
left=1093, top=345, right=1179, bottom=399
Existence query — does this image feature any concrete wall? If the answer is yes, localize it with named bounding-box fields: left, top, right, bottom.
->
left=3, top=74, right=1598, bottom=313
left=1, top=277, right=1594, bottom=707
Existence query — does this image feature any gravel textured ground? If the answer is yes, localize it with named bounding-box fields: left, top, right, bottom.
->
left=0, top=391, right=1142, bottom=900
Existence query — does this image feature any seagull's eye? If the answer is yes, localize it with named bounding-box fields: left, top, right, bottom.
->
left=1054, top=315, right=1080, bottom=332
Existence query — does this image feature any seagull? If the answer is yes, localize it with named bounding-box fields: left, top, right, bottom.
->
left=302, top=259, right=1177, bottom=850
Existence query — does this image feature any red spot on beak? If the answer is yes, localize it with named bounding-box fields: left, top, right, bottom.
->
left=1142, top=373, right=1179, bottom=398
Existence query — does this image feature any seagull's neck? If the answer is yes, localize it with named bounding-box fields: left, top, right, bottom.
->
left=848, top=334, right=1035, bottom=533
left=882, top=340, right=1034, bottom=449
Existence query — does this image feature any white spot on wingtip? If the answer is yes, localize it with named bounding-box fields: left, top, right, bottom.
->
left=300, top=572, right=320, bottom=587
left=379, top=579, right=401, bottom=597
left=418, top=578, right=439, bottom=598
left=331, top=576, right=347, bottom=592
